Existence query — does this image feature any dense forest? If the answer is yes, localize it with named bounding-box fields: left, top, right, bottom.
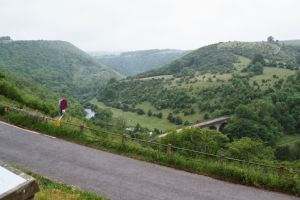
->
left=0, top=38, right=121, bottom=101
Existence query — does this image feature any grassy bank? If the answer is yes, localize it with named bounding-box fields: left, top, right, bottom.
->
left=1, top=111, right=299, bottom=196
left=23, top=171, right=107, bottom=200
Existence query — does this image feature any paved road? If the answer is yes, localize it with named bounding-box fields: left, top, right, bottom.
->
left=0, top=121, right=298, bottom=200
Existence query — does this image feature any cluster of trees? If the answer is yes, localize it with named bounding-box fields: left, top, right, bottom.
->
left=275, top=142, right=300, bottom=161
left=161, top=128, right=274, bottom=161
left=198, top=76, right=262, bottom=115
left=98, top=78, right=196, bottom=113
left=167, top=113, right=183, bottom=125
left=244, top=54, right=265, bottom=75
left=92, top=107, right=113, bottom=127
left=147, top=109, right=163, bottom=118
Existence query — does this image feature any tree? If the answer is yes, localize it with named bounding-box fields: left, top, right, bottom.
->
left=167, top=113, right=174, bottom=122
left=251, top=54, right=265, bottom=65
left=184, top=120, right=190, bottom=126
left=175, top=116, right=183, bottom=125
left=275, top=145, right=291, bottom=161
left=134, top=123, right=141, bottom=132
left=0, top=73, right=4, bottom=79
left=136, top=108, right=145, bottom=115
left=251, top=62, right=264, bottom=75
left=203, top=113, right=209, bottom=120
left=161, top=128, right=229, bottom=154
left=93, top=108, right=113, bottom=126
left=226, top=137, right=274, bottom=161
left=267, top=36, right=275, bottom=43
left=157, top=112, right=163, bottom=119
left=147, top=109, right=152, bottom=117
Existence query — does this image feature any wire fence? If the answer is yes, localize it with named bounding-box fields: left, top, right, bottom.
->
left=1, top=105, right=300, bottom=175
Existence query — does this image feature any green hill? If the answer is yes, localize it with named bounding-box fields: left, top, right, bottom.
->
left=139, top=41, right=300, bottom=78
left=281, top=39, right=300, bottom=47
left=92, top=49, right=189, bottom=76
left=95, top=40, right=300, bottom=155
left=0, top=38, right=122, bottom=101
left=0, top=70, right=85, bottom=118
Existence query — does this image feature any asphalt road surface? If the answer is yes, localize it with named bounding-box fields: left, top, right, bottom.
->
left=0, top=121, right=298, bottom=200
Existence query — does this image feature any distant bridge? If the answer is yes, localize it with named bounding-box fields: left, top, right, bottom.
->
left=159, top=116, right=229, bottom=138
left=190, top=116, right=229, bottom=131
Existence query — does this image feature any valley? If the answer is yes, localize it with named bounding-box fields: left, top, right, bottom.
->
left=1, top=36, right=300, bottom=197
left=2, top=1, right=300, bottom=199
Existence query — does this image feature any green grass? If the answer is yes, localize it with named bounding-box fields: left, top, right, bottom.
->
left=136, top=102, right=205, bottom=124
left=91, top=100, right=205, bottom=131
left=277, top=134, right=300, bottom=146
left=250, top=67, right=295, bottom=89
left=91, top=99, right=177, bottom=131
left=1, top=111, right=300, bottom=196
left=233, top=56, right=251, bottom=71
left=23, top=171, right=108, bottom=200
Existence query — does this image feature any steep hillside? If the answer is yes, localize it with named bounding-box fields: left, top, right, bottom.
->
left=0, top=38, right=121, bottom=101
left=0, top=71, right=85, bottom=118
left=92, top=49, right=189, bottom=76
left=139, top=41, right=300, bottom=78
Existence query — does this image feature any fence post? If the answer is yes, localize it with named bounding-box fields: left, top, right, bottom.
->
left=80, top=125, right=84, bottom=133
left=278, top=166, right=284, bottom=175
left=122, top=134, right=127, bottom=145
left=219, top=154, right=224, bottom=164
left=4, top=106, right=8, bottom=113
left=167, top=144, right=172, bottom=155
left=56, top=120, right=61, bottom=127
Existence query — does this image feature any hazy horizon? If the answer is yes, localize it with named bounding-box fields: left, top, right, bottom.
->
left=1, top=0, right=300, bottom=52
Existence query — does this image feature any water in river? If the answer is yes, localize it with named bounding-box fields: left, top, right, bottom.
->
left=84, top=108, right=95, bottom=119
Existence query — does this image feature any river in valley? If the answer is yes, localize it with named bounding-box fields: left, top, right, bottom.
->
left=84, top=108, right=95, bottom=119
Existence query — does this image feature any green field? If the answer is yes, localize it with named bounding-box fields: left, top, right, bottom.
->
left=250, top=67, right=295, bottom=89
left=90, top=100, right=205, bottom=131
left=277, top=134, right=300, bottom=146
left=91, top=99, right=177, bottom=131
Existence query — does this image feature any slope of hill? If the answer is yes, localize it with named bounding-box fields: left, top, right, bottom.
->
left=282, top=39, right=300, bottom=47
left=92, top=49, right=189, bottom=76
left=0, top=38, right=121, bottom=101
left=139, top=41, right=300, bottom=78
left=95, top=40, right=300, bottom=148
left=0, top=70, right=85, bottom=118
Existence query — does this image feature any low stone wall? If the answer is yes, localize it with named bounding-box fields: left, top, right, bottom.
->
left=0, top=162, right=39, bottom=200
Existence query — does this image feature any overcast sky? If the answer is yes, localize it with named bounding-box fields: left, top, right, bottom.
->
left=1, top=0, right=300, bottom=52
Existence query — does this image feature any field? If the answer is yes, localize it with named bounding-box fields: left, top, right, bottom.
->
left=277, top=134, right=300, bottom=146
left=91, top=99, right=177, bottom=131
left=250, top=67, right=295, bottom=89
left=90, top=100, right=205, bottom=131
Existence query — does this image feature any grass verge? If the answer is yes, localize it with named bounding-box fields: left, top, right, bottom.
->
left=23, top=170, right=108, bottom=200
